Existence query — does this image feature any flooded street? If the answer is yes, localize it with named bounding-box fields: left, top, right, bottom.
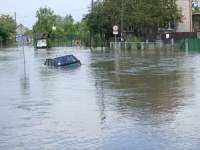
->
left=0, top=46, right=200, bottom=150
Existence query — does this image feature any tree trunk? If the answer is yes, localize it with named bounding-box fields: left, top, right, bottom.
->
left=100, top=32, right=103, bottom=48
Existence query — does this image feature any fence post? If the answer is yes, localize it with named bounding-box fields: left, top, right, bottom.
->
left=146, top=40, right=149, bottom=49
left=185, top=38, right=188, bottom=52
left=171, top=38, right=174, bottom=46
left=141, top=42, right=144, bottom=50
left=159, top=40, right=163, bottom=48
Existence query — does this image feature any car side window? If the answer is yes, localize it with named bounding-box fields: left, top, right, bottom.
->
left=51, top=60, right=54, bottom=66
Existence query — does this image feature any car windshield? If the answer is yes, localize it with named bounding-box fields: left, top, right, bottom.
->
left=54, top=55, right=78, bottom=65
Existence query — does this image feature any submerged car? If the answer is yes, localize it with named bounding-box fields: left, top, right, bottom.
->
left=44, top=54, right=82, bottom=67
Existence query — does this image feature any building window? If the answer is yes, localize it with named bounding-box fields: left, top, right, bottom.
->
left=159, top=21, right=175, bottom=31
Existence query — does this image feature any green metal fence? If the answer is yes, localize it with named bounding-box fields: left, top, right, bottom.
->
left=180, top=38, right=200, bottom=51
left=50, top=34, right=84, bottom=47
left=188, top=38, right=200, bottom=51
left=50, top=34, right=106, bottom=47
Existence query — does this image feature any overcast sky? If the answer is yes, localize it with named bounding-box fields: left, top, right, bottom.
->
left=0, top=0, right=92, bottom=29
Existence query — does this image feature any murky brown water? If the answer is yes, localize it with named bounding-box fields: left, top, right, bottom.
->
left=0, top=46, right=200, bottom=150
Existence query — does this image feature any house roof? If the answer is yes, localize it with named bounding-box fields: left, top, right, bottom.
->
left=33, top=32, right=50, bottom=39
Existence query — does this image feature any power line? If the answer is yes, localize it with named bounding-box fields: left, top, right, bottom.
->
left=1, top=7, right=88, bottom=18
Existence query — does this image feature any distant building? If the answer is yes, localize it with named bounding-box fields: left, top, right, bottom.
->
left=158, top=0, right=197, bottom=44
left=158, top=0, right=192, bottom=33
left=176, top=0, right=192, bottom=32
left=33, top=32, right=50, bottom=48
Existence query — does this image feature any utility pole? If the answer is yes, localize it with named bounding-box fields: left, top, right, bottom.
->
left=19, top=24, right=25, bottom=63
left=121, top=0, right=124, bottom=39
left=90, top=0, right=94, bottom=47
left=14, top=12, right=16, bottom=26
left=91, top=0, right=93, bottom=10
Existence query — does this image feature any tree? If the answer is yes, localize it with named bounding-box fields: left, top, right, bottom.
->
left=78, top=19, right=90, bottom=46
left=62, top=15, right=76, bottom=39
left=85, top=0, right=182, bottom=41
left=85, top=1, right=113, bottom=47
left=0, top=36, right=3, bottom=45
left=54, top=14, right=74, bottom=30
left=63, top=22, right=76, bottom=36
left=63, top=14, right=74, bottom=24
left=49, top=14, right=77, bottom=41
left=0, top=14, right=16, bottom=45
left=123, top=0, right=182, bottom=39
left=33, top=7, right=56, bottom=34
left=32, top=7, right=57, bottom=47
left=192, top=0, right=200, bottom=13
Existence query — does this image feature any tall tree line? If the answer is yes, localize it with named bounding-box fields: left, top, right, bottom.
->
left=85, top=0, right=183, bottom=44
left=1, top=1, right=198, bottom=46
left=0, top=14, right=16, bottom=45
left=32, top=7, right=90, bottom=47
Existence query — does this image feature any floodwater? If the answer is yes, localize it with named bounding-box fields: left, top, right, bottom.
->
left=0, top=46, right=200, bottom=150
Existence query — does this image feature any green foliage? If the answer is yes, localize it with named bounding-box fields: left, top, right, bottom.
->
left=124, top=0, right=181, bottom=29
left=63, top=14, right=74, bottom=24
left=86, top=11, right=111, bottom=35
left=54, top=14, right=74, bottom=31
left=192, top=0, right=200, bottom=12
left=78, top=20, right=90, bottom=46
left=0, top=14, right=16, bottom=44
left=64, top=23, right=76, bottom=36
left=129, top=36, right=142, bottom=42
left=32, top=6, right=91, bottom=46
left=0, top=36, right=3, bottom=42
left=85, top=0, right=182, bottom=41
left=33, top=7, right=56, bottom=34
left=192, top=0, right=200, bottom=14
left=85, top=1, right=113, bottom=46
left=52, top=26, right=64, bottom=36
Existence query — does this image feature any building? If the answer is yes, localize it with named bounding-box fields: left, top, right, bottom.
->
left=159, top=0, right=192, bottom=33
left=159, top=0, right=197, bottom=43
left=33, top=32, right=50, bottom=48
left=176, top=0, right=192, bottom=32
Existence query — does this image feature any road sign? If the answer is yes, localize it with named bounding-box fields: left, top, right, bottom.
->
left=113, top=25, right=118, bottom=45
left=16, top=24, right=27, bottom=35
left=113, top=25, right=119, bottom=31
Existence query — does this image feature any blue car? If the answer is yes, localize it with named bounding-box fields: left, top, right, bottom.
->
left=44, top=55, right=82, bottom=67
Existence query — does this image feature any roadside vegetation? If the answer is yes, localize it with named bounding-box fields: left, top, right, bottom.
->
left=0, top=14, right=16, bottom=45
left=32, top=7, right=89, bottom=47
left=1, top=0, right=200, bottom=47
left=85, top=0, right=183, bottom=47
left=192, top=0, right=200, bottom=14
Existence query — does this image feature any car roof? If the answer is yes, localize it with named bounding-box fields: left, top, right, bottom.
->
left=47, top=54, right=76, bottom=60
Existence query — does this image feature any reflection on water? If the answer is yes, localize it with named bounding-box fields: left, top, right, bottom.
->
left=20, top=60, right=30, bottom=95
left=0, top=46, right=200, bottom=150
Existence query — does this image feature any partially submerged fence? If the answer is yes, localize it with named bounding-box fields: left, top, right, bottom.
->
left=110, top=41, right=163, bottom=50
left=50, top=34, right=85, bottom=47
left=180, top=38, right=200, bottom=51
left=49, top=34, right=106, bottom=47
